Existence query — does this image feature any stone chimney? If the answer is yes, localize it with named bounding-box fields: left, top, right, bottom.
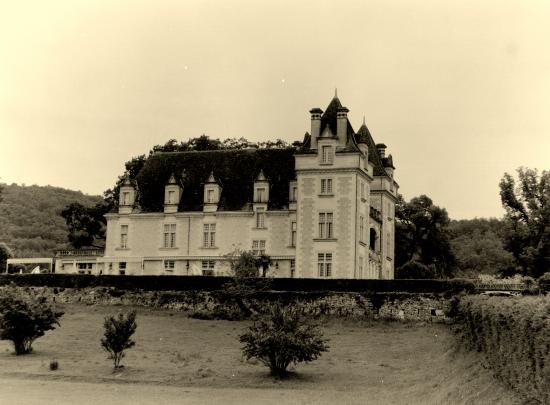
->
left=337, top=107, right=349, bottom=147
left=376, top=143, right=387, bottom=159
left=309, top=108, right=323, bottom=149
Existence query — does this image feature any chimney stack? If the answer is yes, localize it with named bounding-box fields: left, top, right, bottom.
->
left=336, top=107, right=349, bottom=147
left=376, top=143, right=387, bottom=159
left=309, top=108, right=323, bottom=149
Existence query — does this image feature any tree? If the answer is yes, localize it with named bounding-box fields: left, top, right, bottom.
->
left=0, top=243, right=13, bottom=273
left=256, top=254, right=272, bottom=278
left=395, top=195, right=456, bottom=278
left=101, top=311, right=137, bottom=369
left=499, top=167, right=550, bottom=278
left=395, top=261, right=435, bottom=279
left=226, top=249, right=260, bottom=278
left=61, top=202, right=108, bottom=248
left=0, top=292, right=64, bottom=355
left=239, top=304, right=329, bottom=378
left=449, top=219, right=515, bottom=277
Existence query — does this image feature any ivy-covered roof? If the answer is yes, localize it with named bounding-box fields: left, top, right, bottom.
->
left=135, top=148, right=296, bottom=212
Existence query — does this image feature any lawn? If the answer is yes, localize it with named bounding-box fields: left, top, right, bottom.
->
left=0, top=304, right=521, bottom=404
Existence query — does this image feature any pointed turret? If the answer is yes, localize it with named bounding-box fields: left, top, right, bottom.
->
left=254, top=170, right=269, bottom=203
left=118, top=172, right=136, bottom=214
left=164, top=172, right=182, bottom=213
left=203, top=171, right=222, bottom=212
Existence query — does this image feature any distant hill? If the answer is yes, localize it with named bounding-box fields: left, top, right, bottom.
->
left=0, top=183, right=102, bottom=258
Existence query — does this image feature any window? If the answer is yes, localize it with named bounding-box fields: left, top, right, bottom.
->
left=359, top=256, right=364, bottom=278
left=387, top=232, right=391, bottom=254
left=318, top=253, right=332, bottom=277
left=257, top=187, right=266, bottom=202
left=122, top=191, right=130, bottom=205
left=206, top=189, right=214, bottom=203
left=318, top=212, right=334, bottom=239
left=290, top=221, right=297, bottom=247
left=321, top=178, right=333, bottom=194
left=370, top=228, right=377, bottom=251
left=120, top=225, right=128, bottom=248
left=256, top=208, right=266, bottom=228
left=360, top=183, right=365, bottom=200
left=201, top=260, right=215, bottom=276
left=163, top=224, right=176, bottom=248
left=164, top=260, right=175, bottom=272
left=290, top=259, right=295, bottom=278
left=321, top=145, right=333, bottom=164
left=290, top=185, right=297, bottom=202
left=78, top=263, right=87, bottom=274
left=203, top=224, right=216, bottom=248
left=252, top=240, right=266, bottom=255
left=119, top=262, right=126, bottom=275
left=359, top=216, right=365, bottom=242
left=108, top=263, right=113, bottom=271
left=168, top=190, right=176, bottom=204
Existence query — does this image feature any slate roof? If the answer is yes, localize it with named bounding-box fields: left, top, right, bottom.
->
left=355, top=122, right=387, bottom=176
left=319, top=96, right=360, bottom=152
left=310, top=95, right=391, bottom=177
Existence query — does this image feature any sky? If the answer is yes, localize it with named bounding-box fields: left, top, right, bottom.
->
left=1, top=0, right=549, bottom=219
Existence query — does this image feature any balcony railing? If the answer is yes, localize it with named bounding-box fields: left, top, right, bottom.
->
left=55, top=249, right=104, bottom=257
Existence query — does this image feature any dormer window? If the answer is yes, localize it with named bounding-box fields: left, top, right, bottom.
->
left=168, top=190, right=176, bottom=204
left=206, top=189, right=214, bottom=203
left=257, top=188, right=266, bottom=203
left=321, top=145, right=333, bottom=164
left=122, top=192, right=130, bottom=205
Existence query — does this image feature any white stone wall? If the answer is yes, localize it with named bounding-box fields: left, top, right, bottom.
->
left=102, top=210, right=296, bottom=276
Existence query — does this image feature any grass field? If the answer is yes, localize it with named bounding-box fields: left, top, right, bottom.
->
left=0, top=304, right=521, bottom=404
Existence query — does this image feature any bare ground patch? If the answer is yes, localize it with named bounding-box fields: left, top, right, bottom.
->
left=0, top=304, right=521, bottom=404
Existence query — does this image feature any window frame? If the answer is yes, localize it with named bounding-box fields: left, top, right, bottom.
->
left=163, top=223, right=176, bottom=248
left=252, top=239, right=266, bottom=256
left=203, top=223, right=216, bottom=248
left=318, top=253, right=332, bottom=277
left=321, top=145, right=333, bottom=164
left=318, top=212, right=334, bottom=239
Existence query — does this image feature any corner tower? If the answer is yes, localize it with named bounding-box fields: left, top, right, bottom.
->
left=294, top=93, right=398, bottom=279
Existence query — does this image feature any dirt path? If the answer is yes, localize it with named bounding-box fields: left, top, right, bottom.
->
left=0, top=377, right=401, bottom=405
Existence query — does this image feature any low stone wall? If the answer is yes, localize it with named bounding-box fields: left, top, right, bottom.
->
left=0, top=286, right=455, bottom=322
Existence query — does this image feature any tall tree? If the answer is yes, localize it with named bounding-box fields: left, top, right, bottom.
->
left=499, top=167, right=550, bottom=278
left=395, top=194, right=456, bottom=278
left=61, top=202, right=108, bottom=249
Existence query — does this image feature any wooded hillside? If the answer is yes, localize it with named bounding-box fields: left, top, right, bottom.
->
left=0, top=183, right=101, bottom=257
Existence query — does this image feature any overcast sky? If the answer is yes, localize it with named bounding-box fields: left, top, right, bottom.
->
left=1, top=0, right=549, bottom=219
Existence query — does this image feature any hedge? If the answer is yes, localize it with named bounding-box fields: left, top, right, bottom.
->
left=455, top=296, right=550, bottom=403
left=0, top=275, right=475, bottom=293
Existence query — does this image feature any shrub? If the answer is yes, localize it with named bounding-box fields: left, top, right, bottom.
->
left=239, top=303, right=329, bottom=378
left=0, top=292, right=63, bottom=355
left=395, top=261, right=435, bottom=279
left=454, top=296, right=550, bottom=403
left=101, top=311, right=137, bottom=369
